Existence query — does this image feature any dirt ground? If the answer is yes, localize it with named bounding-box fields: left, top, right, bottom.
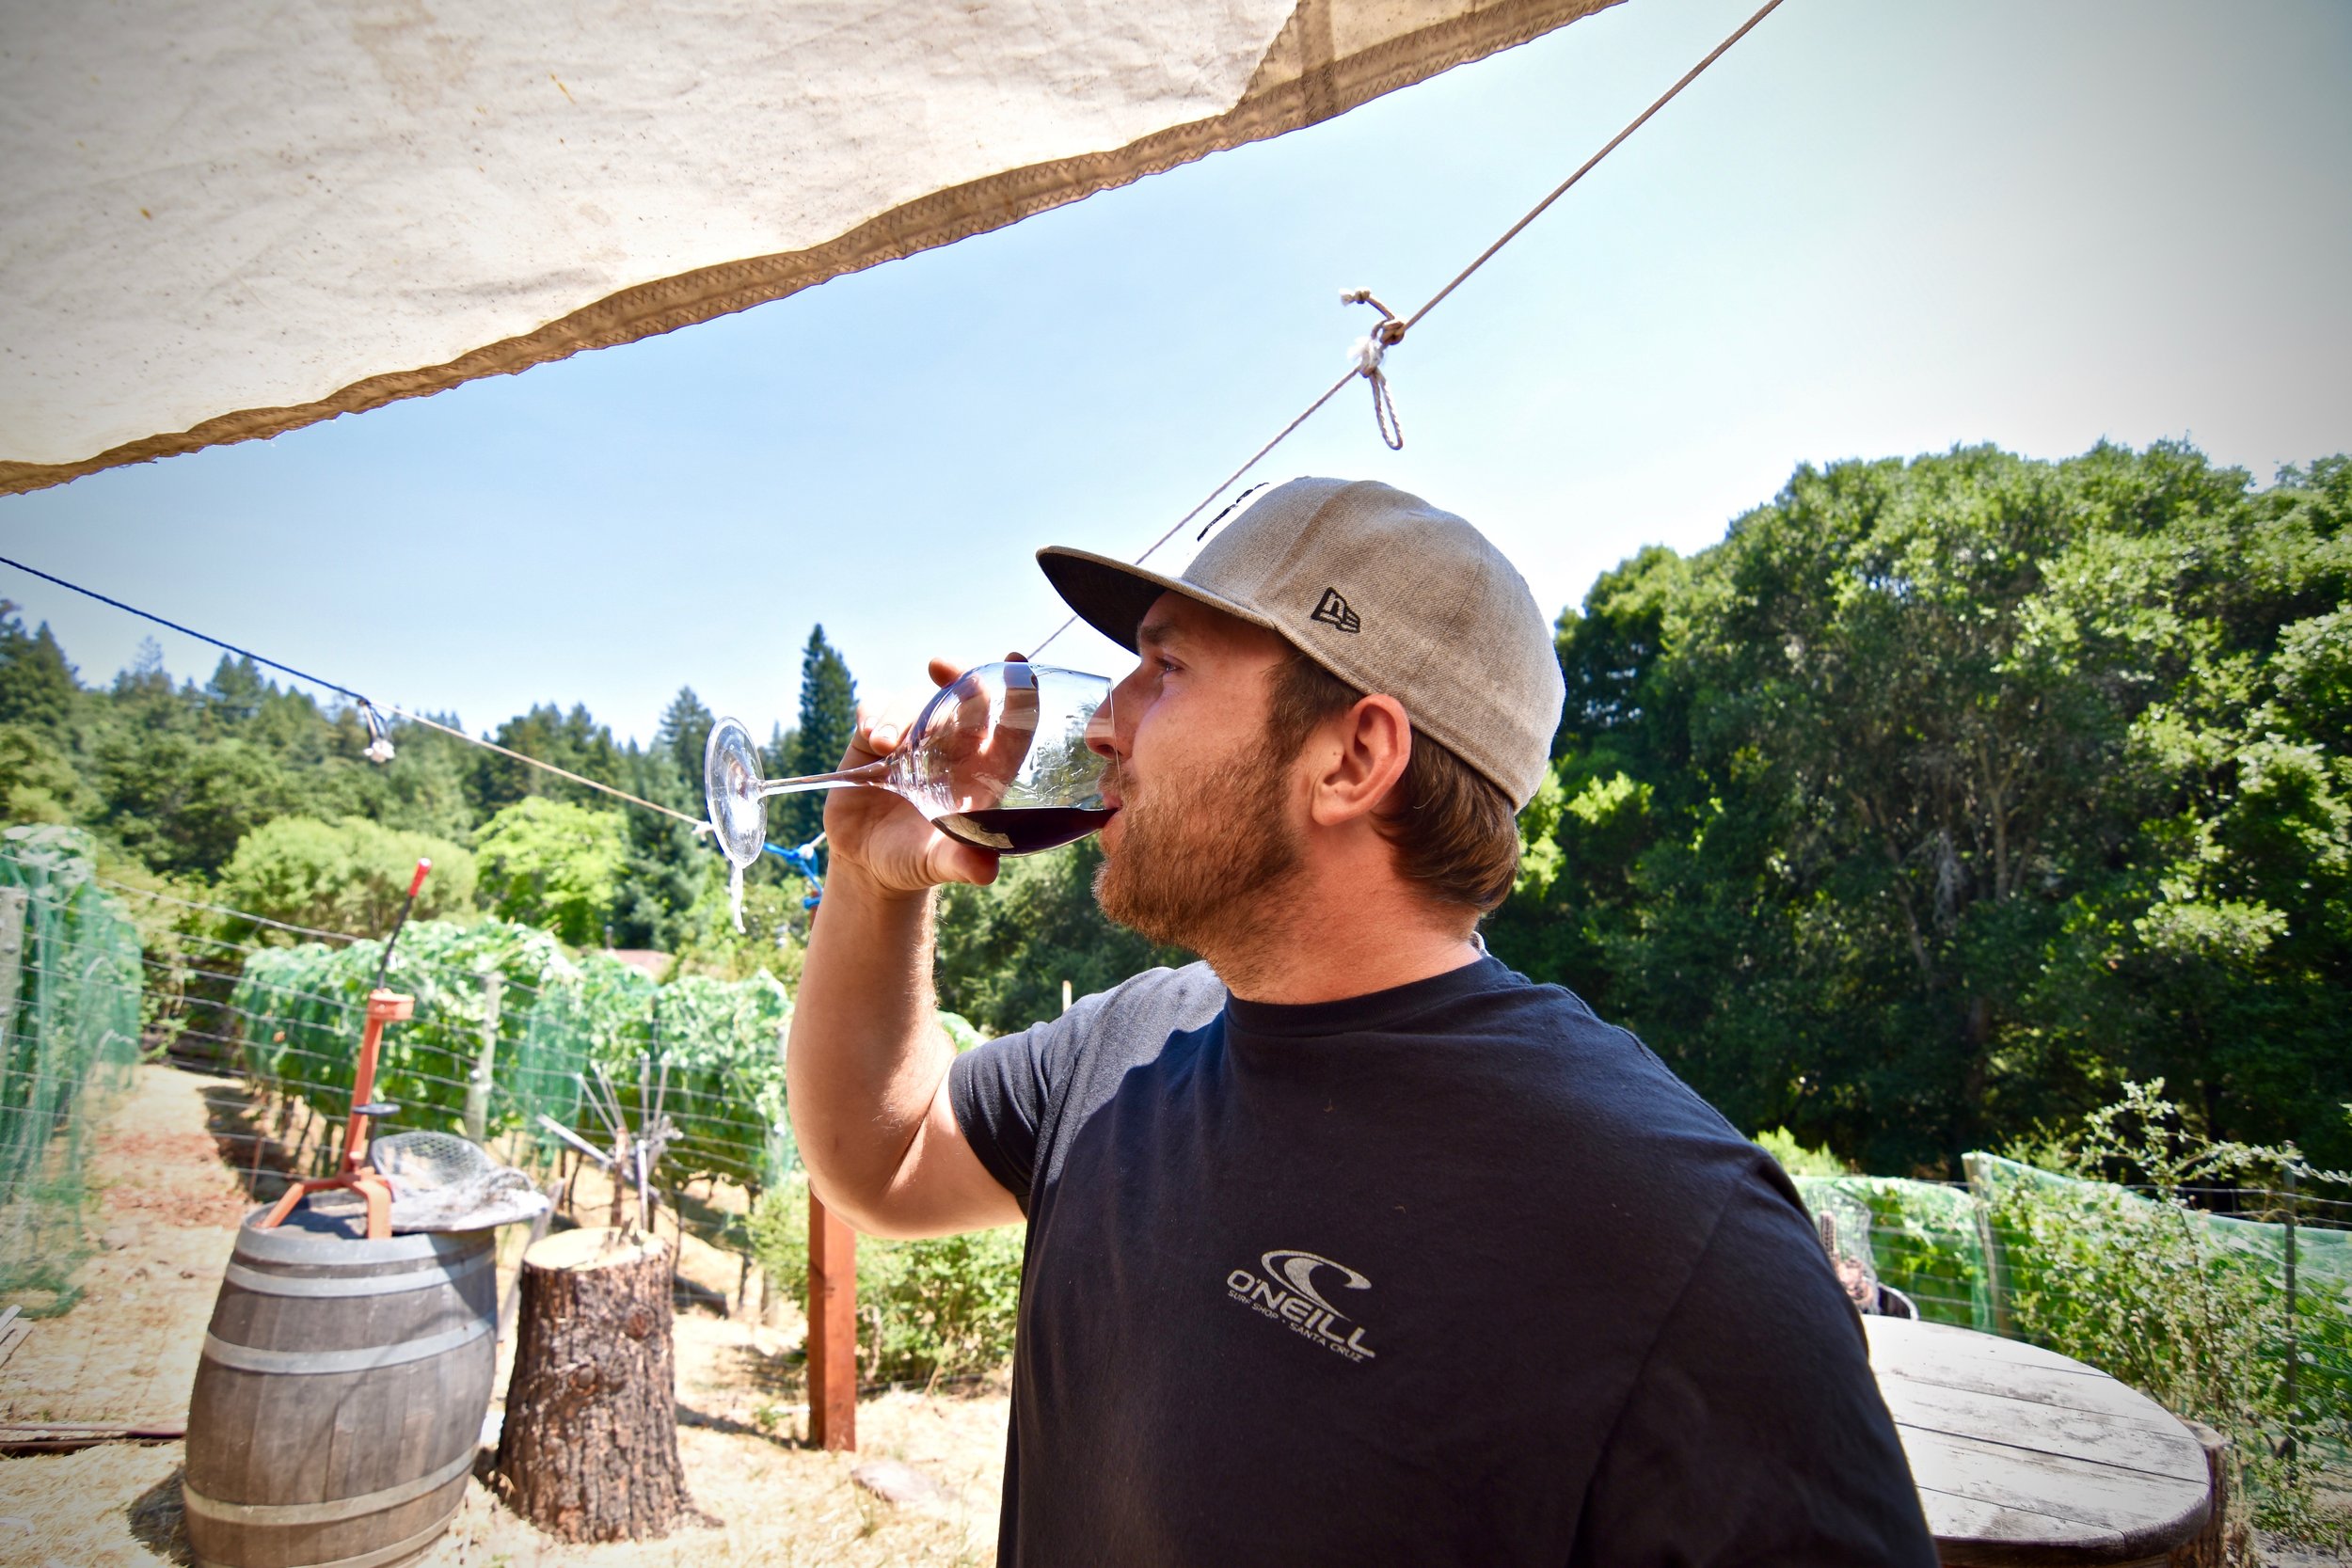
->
left=0, top=1062, right=1008, bottom=1567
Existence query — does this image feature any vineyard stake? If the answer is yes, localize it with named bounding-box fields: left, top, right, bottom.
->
left=808, top=1190, right=858, bottom=1450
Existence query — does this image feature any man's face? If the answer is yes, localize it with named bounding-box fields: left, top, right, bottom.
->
left=1090, top=592, right=1307, bottom=953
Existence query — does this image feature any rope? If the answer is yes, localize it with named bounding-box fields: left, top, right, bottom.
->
left=1028, top=0, right=1784, bottom=654
left=0, top=556, right=708, bottom=830
left=1404, top=0, right=1787, bottom=336
left=95, top=878, right=366, bottom=943
left=0, top=552, right=368, bottom=705
left=1028, top=366, right=1360, bottom=655
left=7, top=0, right=1788, bottom=795
left=382, top=706, right=706, bottom=828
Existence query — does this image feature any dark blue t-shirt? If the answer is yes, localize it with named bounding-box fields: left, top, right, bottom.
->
left=949, top=954, right=1935, bottom=1566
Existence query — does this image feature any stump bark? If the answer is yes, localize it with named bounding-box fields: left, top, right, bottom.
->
left=496, top=1227, right=691, bottom=1543
left=2166, top=1420, right=2242, bottom=1568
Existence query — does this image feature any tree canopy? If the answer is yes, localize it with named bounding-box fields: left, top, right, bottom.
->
left=1486, top=443, right=2352, bottom=1173
left=473, top=797, right=631, bottom=944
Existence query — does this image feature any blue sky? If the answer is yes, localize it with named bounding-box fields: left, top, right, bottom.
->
left=3, top=0, right=2346, bottom=747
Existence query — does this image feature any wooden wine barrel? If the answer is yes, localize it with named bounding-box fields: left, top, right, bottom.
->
left=183, top=1209, right=499, bottom=1568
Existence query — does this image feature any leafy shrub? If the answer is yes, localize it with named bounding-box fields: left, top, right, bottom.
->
left=751, top=1172, right=1024, bottom=1388
left=219, top=816, right=476, bottom=934
left=1979, top=1082, right=2352, bottom=1542
left=1753, top=1126, right=1849, bottom=1177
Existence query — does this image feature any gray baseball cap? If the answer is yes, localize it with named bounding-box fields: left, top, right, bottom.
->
left=1038, top=477, right=1565, bottom=810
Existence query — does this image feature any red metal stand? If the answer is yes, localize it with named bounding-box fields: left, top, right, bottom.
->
left=258, top=989, right=413, bottom=1240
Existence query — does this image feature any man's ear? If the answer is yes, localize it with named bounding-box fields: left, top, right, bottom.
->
left=1307, top=694, right=1412, bottom=828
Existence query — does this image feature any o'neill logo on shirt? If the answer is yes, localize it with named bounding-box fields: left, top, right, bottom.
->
left=1225, top=1248, right=1377, bottom=1362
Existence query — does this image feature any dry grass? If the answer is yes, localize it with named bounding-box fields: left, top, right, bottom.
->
left=0, top=1062, right=1007, bottom=1567
left=0, top=1441, right=189, bottom=1567
left=0, top=1387, right=1008, bottom=1568
left=0, top=1067, right=248, bottom=1426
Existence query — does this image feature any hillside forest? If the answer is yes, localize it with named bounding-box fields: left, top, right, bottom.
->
left=2, top=439, right=2344, bottom=1176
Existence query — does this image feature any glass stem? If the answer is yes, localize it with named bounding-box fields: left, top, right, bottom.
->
left=753, top=758, right=892, bottom=798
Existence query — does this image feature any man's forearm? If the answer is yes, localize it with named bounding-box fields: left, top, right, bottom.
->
left=787, top=861, right=956, bottom=1227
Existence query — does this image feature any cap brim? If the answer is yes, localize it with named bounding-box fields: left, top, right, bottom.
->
left=1035, top=546, right=1283, bottom=654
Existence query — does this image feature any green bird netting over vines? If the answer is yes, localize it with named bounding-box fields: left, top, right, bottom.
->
left=0, top=828, right=142, bottom=1312
left=231, top=919, right=802, bottom=1198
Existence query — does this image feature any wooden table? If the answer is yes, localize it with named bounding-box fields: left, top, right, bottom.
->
left=1865, top=1316, right=2216, bottom=1566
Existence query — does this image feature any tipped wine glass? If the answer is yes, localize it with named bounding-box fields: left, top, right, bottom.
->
left=705, top=662, right=1115, bottom=923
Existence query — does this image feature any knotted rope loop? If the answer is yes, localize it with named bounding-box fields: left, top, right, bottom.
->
left=1340, top=288, right=1406, bottom=341
left=1342, top=290, right=1406, bottom=451
left=1029, top=0, right=1785, bottom=657
left=358, top=701, right=396, bottom=765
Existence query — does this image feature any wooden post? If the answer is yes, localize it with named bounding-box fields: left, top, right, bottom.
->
left=808, top=1191, right=857, bottom=1451
left=2281, top=1166, right=2300, bottom=1478
left=1963, top=1152, right=2011, bottom=1338
left=0, top=886, right=28, bottom=1048
left=463, top=971, right=501, bottom=1143
left=497, top=1227, right=692, bottom=1542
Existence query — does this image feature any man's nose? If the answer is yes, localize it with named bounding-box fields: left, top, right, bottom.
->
left=1091, top=667, right=1143, bottom=761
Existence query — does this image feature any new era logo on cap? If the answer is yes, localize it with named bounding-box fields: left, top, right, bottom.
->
left=1311, top=588, right=1360, bottom=634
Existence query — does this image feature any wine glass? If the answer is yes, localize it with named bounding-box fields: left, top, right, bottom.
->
left=704, top=662, right=1115, bottom=919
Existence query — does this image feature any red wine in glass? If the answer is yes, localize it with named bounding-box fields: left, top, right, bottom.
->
left=933, top=805, right=1114, bottom=853
left=704, top=662, right=1115, bottom=926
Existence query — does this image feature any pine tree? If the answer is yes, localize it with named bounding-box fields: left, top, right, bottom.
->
left=781, top=626, right=856, bottom=846
left=204, top=654, right=268, bottom=726
left=652, top=687, right=714, bottom=804
left=0, top=606, right=82, bottom=741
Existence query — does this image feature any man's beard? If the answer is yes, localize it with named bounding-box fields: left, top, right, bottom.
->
left=1093, top=730, right=1305, bottom=957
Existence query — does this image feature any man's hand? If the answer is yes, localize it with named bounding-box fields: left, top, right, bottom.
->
left=822, top=657, right=1009, bottom=895
left=790, top=653, right=1030, bottom=1241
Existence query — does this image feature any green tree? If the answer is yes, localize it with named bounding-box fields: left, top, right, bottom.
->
left=473, top=798, right=629, bottom=944
left=218, top=816, right=477, bottom=936
left=0, top=606, right=80, bottom=743
left=468, top=703, right=626, bottom=816
left=608, top=745, right=705, bottom=952
left=0, top=723, right=90, bottom=825
left=780, top=626, right=856, bottom=846
left=202, top=654, right=269, bottom=728
left=1485, top=546, right=1687, bottom=1007
left=91, top=730, right=290, bottom=879
left=653, top=687, right=714, bottom=793
left=1490, top=442, right=2352, bottom=1172
left=338, top=711, right=479, bottom=842
left=2025, top=453, right=2352, bottom=1163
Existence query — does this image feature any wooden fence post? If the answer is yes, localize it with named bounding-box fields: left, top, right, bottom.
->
left=463, top=971, right=501, bottom=1143
left=808, top=1190, right=857, bottom=1450
left=0, top=886, right=28, bottom=1046
left=1962, top=1152, right=2011, bottom=1338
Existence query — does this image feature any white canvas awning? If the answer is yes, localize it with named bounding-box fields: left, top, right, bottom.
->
left=0, top=0, right=1620, bottom=496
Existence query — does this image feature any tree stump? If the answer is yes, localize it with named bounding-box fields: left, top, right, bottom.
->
left=496, top=1227, right=691, bottom=1543
left=2166, top=1420, right=2242, bottom=1568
